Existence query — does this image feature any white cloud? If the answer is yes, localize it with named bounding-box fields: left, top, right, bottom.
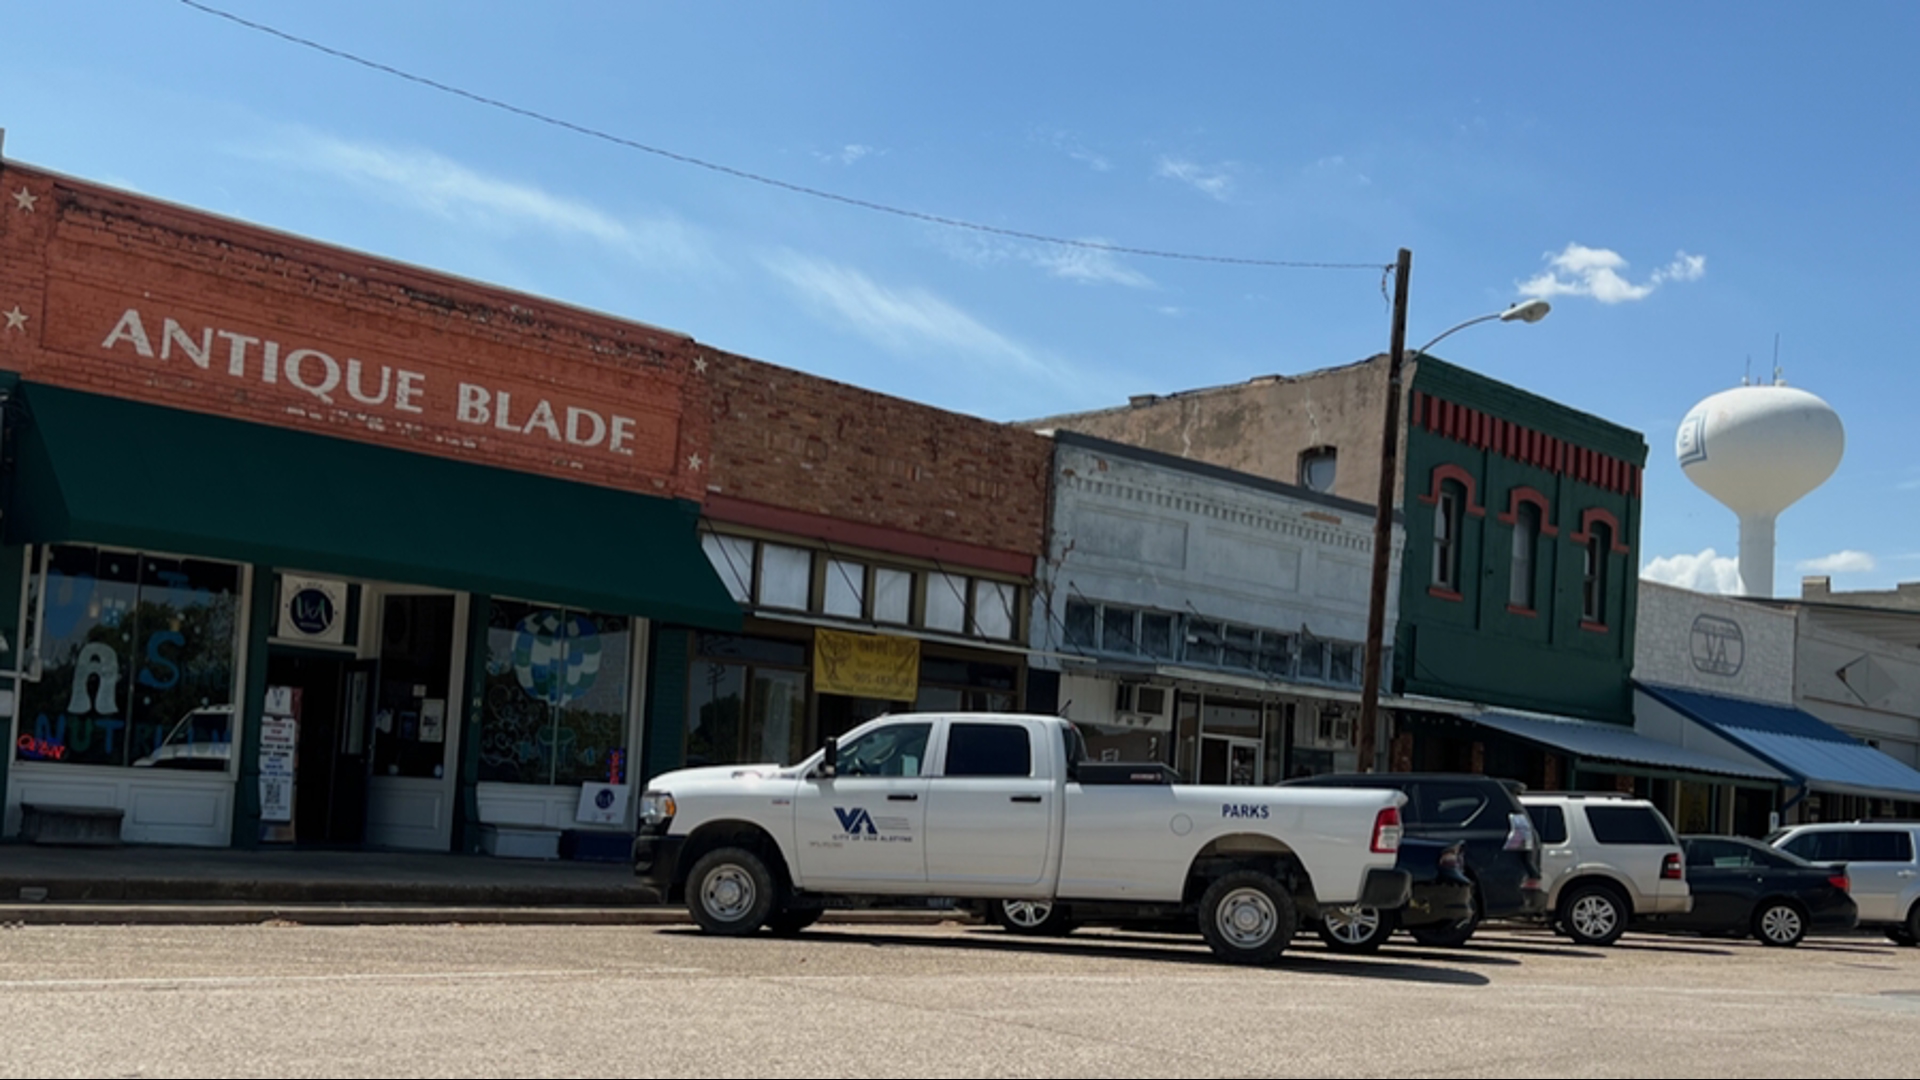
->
left=1641, top=548, right=1742, bottom=594
left=1798, top=550, right=1877, bottom=574
left=1033, top=244, right=1155, bottom=288
left=761, top=250, right=1068, bottom=383
left=253, top=132, right=713, bottom=268
left=1518, top=244, right=1706, bottom=305
left=814, top=144, right=878, bottom=166
left=1156, top=156, right=1235, bottom=201
left=931, top=231, right=1154, bottom=289
left=1033, top=128, right=1113, bottom=172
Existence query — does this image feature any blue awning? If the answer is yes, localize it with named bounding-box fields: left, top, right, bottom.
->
left=1639, top=683, right=1920, bottom=801
left=1473, top=710, right=1785, bottom=782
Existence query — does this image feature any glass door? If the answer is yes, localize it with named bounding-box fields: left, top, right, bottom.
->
left=366, top=590, right=466, bottom=850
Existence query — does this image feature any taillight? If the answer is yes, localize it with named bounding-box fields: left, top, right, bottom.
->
left=1372, top=807, right=1403, bottom=853
left=1505, top=811, right=1538, bottom=851
left=1828, top=874, right=1850, bottom=893
left=1662, top=852, right=1685, bottom=881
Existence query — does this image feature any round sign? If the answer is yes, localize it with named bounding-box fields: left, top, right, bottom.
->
left=288, top=587, right=337, bottom=636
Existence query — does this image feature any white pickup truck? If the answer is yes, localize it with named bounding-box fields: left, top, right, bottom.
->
left=633, top=712, right=1411, bottom=964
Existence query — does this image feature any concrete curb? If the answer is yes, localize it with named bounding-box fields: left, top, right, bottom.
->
left=0, top=903, right=975, bottom=928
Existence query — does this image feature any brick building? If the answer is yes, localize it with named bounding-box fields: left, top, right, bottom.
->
left=0, top=157, right=1050, bottom=854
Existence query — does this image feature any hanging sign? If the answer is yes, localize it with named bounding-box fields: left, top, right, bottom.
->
left=813, top=628, right=920, bottom=701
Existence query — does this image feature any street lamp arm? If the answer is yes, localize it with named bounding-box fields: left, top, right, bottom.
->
left=1411, top=300, right=1552, bottom=360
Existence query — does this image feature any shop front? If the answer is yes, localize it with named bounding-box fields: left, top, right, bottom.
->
left=0, top=382, right=739, bottom=849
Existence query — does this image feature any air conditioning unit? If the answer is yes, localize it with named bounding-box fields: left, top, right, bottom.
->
left=1115, top=684, right=1173, bottom=731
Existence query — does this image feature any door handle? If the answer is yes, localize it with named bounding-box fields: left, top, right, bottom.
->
left=1011, top=795, right=1043, bottom=804
left=887, top=793, right=919, bottom=802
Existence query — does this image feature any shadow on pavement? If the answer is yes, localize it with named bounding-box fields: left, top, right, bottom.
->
left=658, top=925, right=1493, bottom=985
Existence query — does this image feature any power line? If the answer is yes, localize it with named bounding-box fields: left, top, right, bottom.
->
left=178, top=0, right=1389, bottom=274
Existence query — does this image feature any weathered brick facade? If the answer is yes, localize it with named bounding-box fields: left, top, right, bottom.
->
left=702, top=347, right=1052, bottom=573
left=0, top=163, right=710, bottom=499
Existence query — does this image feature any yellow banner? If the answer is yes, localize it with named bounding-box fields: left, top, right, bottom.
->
left=814, top=628, right=921, bottom=701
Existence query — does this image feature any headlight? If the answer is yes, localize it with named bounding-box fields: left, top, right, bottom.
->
left=639, top=791, right=676, bottom=826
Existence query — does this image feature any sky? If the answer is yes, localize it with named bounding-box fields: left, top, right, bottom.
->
left=4, top=1, right=1917, bottom=595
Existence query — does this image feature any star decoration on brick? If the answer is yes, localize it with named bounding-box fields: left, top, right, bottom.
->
left=12, top=188, right=36, bottom=213
left=3, top=306, right=27, bottom=332
left=692, top=356, right=708, bottom=375
left=687, top=453, right=705, bottom=471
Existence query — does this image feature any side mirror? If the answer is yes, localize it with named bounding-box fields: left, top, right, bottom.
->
left=818, top=736, right=838, bottom=778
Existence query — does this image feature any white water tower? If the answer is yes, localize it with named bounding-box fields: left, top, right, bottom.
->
left=1676, top=377, right=1844, bottom=597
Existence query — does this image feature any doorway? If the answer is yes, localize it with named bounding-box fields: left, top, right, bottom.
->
left=267, top=649, right=378, bottom=847
left=1200, top=735, right=1264, bottom=786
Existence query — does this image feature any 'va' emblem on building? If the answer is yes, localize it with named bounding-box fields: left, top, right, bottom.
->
left=1690, top=615, right=1744, bottom=676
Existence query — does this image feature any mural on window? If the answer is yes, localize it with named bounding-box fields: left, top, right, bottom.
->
left=479, top=601, right=633, bottom=785
left=16, top=546, right=240, bottom=768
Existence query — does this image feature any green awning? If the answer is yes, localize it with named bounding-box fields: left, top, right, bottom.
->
left=5, top=382, right=741, bottom=630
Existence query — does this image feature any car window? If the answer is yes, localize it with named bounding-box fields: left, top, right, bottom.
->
left=1780, top=831, right=1836, bottom=862
left=1526, top=804, right=1568, bottom=845
left=838, top=722, right=932, bottom=778
left=1844, top=830, right=1915, bottom=862
left=1415, top=783, right=1490, bottom=829
left=1585, top=805, right=1677, bottom=846
left=1685, top=839, right=1750, bottom=868
left=1753, top=845, right=1807, bottom=870
left=944, top=723, right=1033, bottom=778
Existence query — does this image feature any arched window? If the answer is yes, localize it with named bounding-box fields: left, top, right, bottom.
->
left=1432, top=479, right=1465, bottom=594
left=1510, top=502, right=1540, bottom=611
left=1583, top=521, right=1613, bottom=626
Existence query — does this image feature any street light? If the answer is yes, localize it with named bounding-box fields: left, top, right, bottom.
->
left=1355, top=248, right=1551, bottom=772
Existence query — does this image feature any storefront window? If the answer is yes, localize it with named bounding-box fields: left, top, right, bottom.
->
left=685, top=633, right=810, bottom=767
left=914, top=655, right=1017, bottom=713
left=873, top=569, right=913, bottom=625
left=479, top=600, right=634, bottom=785
left=925, top=573, right=968, bottom=633
left=824, top=559, right=865, bottom=618
left=17, top=546, right=240, bottom=769
left=971, top=580, right=1016, bottom=640
left=372, top=594, right=457, bottom=780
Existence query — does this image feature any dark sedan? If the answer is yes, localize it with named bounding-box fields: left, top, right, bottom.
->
left=1636, top=835, right=1857, bottom=947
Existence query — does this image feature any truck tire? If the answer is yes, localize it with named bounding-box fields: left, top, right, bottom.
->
left=686, top=847, right=778, bottom=936
left=989, top=899, right=1077, bottom=937
left=1198, top=870, right=1296, bottom=965
left=1316, top=905, right=1395, bottom=954
left=1560, top=883, right=1628, bottom=947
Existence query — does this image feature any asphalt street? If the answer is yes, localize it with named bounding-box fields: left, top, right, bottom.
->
left=1, top=921, right=1914, bottom=1078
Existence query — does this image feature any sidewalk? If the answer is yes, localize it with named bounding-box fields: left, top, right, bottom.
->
left=0, top=842, right=962, bottom=927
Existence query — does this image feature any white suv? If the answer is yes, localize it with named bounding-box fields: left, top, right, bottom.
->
left=1769, top=821, right=1920, bottom=946
left=1520, top=793, right=1691, bottom=946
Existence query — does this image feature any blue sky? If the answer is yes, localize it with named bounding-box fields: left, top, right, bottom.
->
left=5, top=1, right=1917, bottom=594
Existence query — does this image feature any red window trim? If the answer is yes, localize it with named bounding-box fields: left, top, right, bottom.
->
left=1507, top=604, right=1539, bottom=618
left=1417, top=463, right=1487, bottom=516
left=1580, top=619, right=1610, bottom=634
left=1428, top=586, right=1465, bottom=603
left=1497, top=486, right=1559, bottom=536
left=1569, top=507, right=1630, bottom=554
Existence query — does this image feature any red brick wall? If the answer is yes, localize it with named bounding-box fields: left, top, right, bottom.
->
left=703, top=348, right=1051, bottom=571
left=0, top=163, right=709, bottom=499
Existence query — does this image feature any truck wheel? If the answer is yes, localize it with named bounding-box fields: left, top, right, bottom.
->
left=1316, top=905, right=1395, bottom=954
left=686, top=847, right=777, bottom=936
left=1198, top=870, right=1296, bottom=965
left=990, top=899, right=1077, bottom=936
left=1752, top=900, right=1805, bottom=947
left=1561, top=883, right=1628, bottom=947
left=766, top=907, right=824, bottom=935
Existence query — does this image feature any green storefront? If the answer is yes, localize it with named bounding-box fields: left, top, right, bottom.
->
left=1394, top=357, right=1647, bottom=737
left=1, top=378, right=738, bottom=851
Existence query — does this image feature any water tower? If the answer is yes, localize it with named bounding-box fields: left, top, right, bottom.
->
left=1676, top=376, right=1844, bottom=596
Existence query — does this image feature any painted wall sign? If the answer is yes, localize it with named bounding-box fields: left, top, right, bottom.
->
left=98, top=307, right=649, bottom=458
left=813, top=628, right=920, bottom=701
left=278, top=575, right=349, bottom=646
left=1690, top=614, right=1745, bottom=677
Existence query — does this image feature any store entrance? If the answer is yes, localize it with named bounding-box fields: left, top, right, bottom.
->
left=266, top=649, right=378, bottom=846
left=1199, top=735, right=1263, bottom=785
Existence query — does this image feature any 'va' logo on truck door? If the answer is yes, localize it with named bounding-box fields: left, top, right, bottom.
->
left=834, top=807, right=878, bottom=834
